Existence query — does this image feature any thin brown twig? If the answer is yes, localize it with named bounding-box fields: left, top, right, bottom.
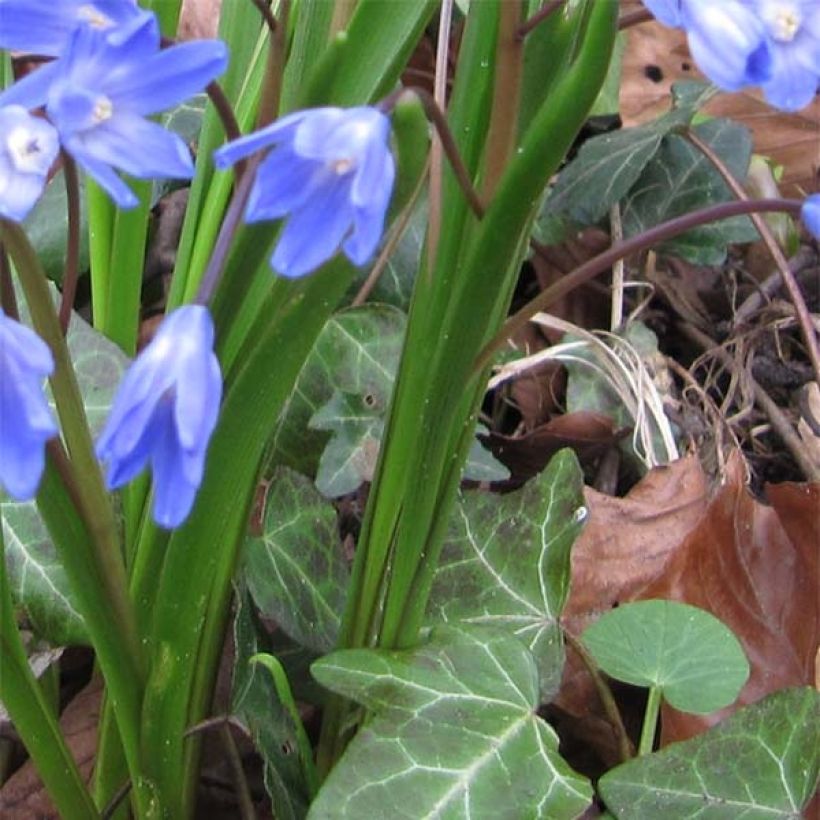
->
left=618, top=8, right=654, bottom=30
left=474, top=198, right=804, bottom=375
left=680, top=322, right=820, bottom=481
left=0, top=244, right=18, bottom=318
left=256, top=0, right=290, bottom=129
left=101, top=780, right=132, bottom=820
left=58, top=153, right=81, bottom=333
left=563, top=629, right=634, bottom=763
left=220, top=723, right=258, bottom=820
left=684, top=128, right=820, bottom=385
left=248, top=0, right=277, bottom=35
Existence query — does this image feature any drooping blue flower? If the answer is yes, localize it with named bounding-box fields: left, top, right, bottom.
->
left=802, top=194, right=820, bottom=240
left=0, top=310, right=58, bottom=501
left=96, top=305, right=222, bottom=529
left=213, top=106, right=396, bottom=279
left=748, top=0, right=820, bottom=111
left=0, top=106, right=59, bottom=221
left=0, top=0, right=154, bottom=57
left=0, top=15, right=228, bottom=208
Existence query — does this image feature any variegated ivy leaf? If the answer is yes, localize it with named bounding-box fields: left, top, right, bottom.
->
left=310, top=624, right=592, bottom=819
left=427, top=449, right=586, bottom=699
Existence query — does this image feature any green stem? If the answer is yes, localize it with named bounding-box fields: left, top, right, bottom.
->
left=0, top=520, right=99, bottom=820
left=639, top=685, right=662, bottom=755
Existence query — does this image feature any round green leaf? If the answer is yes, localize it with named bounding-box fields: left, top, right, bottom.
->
left=581, top=600, right=749, bottom=714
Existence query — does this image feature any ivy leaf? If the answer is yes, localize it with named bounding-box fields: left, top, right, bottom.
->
left=582, top=599, right=749, bottom=714
left=599, top=687, right=820, bottom=819
left=310, top=390, right=385, bottom=498
left=271, top=305, right=406, bottom=479
left=541, top=81, right=715, bottom=227
left=622, top=118, right=759, bottom=264
left=1, top=501, right=86, bottom=645
left=310, top=624, right=592, bottom=819
left=428, top=449, right=586, bottom=699
left=232, top=586, right=309, bottom=820
left=240, top=467, right=349, bottom=654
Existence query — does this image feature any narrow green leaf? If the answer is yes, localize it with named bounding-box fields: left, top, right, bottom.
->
left=242, top=467, right=349, bottom=654
left=599, top=688, right=820, bottom=819
left=232, top=588, right=308, bottom=820
left=582, top=600, right=749, bottom=714
left=311, top=624, right=592, bottom=819
left=428, top=450, right=586, bottom=698
left=622, top=118, right=759, bottom=264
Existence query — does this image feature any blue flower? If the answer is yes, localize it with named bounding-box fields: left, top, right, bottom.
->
left=0, top=106, right=60, bottom=221
left=802, top=194, right=820, bottom=240
left=0, top=0, right=154, bottom=57
left=0, top=15, right=228, bottom=208
left=0, top=311, right=58, bottom=501
left=749, top=0, right=820, bottom=111
left=96, top=305, right=222, bottom=529
left=213, top=106, right=396, bottom=278
left=645, top=0, right=773, bottom=91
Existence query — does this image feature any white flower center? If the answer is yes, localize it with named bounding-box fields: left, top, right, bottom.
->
left=77, top=4, right=114, bottom=29
left=763, top=3, right=802, bottom=42
left=332, top=158, right=354, bottom=175
left=7, top=126, right=46, bottom=174
left=92, top=96, right=114, bottom=124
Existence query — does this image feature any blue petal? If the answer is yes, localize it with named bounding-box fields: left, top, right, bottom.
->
left=801, top=195, right=820, bottom=240
left=272, top=175, right=355, bottom=277
left=212, top=110, right=307, bottom=170
left=760, top=40, right=820, bottom=111
left=0, top=62, right=61, bottom=110
left=103, top=40, right=228, bottom=116
left=0, top=161, right=49, bottom=222
left=66, top=147, right=138, bottom=208
left=76, top=113, right=194, bottom=179
left=244, top=146, right=324, bottom=222
left=149, top=413, right=197, bottom=528
left=350, top=118, right=393, bottom=209
left=344, top=151, right=395, bottom=265
left=642, top=0, right=683, bottom=27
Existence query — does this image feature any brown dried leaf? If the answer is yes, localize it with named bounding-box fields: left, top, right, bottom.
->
left=487, top=411, right=620, bottom=486
left=0, top=679, right=100, bottom=818
left=641, top=456, right=820, bottom=742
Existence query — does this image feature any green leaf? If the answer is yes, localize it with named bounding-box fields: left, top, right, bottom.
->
left=599, top=688, right=820, bottom=819
left=427, top=450, right=585, bottom=699
left=64, top=310, right=129, bottom=437
left=1, top=501, right=86, bottom=645
left=23, top=171, right=89, bottom=285
left=542, top=82, right=715, bottom=227
left=232, top=587, right=309, bottom=820
left=463, top=424, right=510, bottom=482
left=241, top=467, right=348, bottom=654
left=582, top=600, right=749, bottom=714
left=589, top=32, right=626, bottom=117
left=310, top=391, right=385, bottom=498
left=311, top=624, right=592, bottom=819
left=622, top=118, right=759, bottom=264
left=271, top=304, right=406, bottom=480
